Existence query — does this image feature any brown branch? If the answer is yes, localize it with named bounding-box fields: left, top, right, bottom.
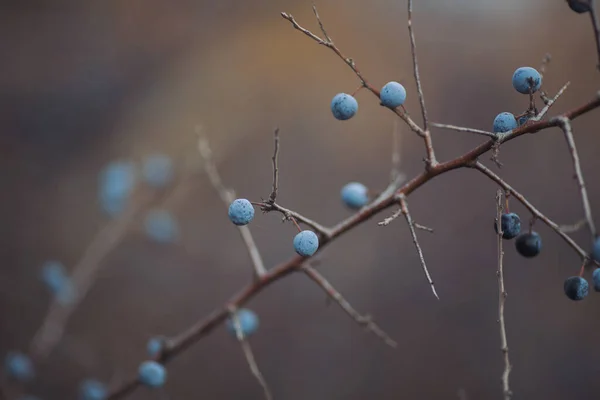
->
left=495, top=190, right=512, bottom=400
left=590, top=0, right=600, bottom=70
left=228, top=306, right=272, bottom=400
left=553, top=117, right=597, bottom=239
left=430, top=123, right=497, bottom=138
left=257, top=201, right=332, bottom=238
left=197, top=133, right=267, bottom=278
left=399, top=196, right=439, bottom=299
left=378, top=207, right=403, bottom=226
left=268, top=128, right=280, bottom=204
left=532, top=82, right=570, bottom=121
left=301, top=265, right=397, bottom=348
left=407, top=0, right=430, bottom=134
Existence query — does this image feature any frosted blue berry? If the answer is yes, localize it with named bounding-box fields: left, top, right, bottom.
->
left=142, top=154, right=173, bottom=188
left=515, top=232, right=542, bottom=258
left=4, top=352, right=34, bottom=382
left=331, top=93, right=358, bottom=121
left=293, top=230, right=319, bottom=257
left=147, top=336, right=166, bottom=358
left=379, top=81, right=407, bottom=108
left=564, top=276, right=589, bottom=301
left=591, top=236, right=600, bottom=262
left=144, top=210, right=178, bottom=243
left=512, top=67, right=542, bottom=94
left=79, top=379, right=107, bottom=400
left=518, top=115, right=531, bottom=126
left=592, top=269, right=600, bottom=292
left=494, top=212, right=521, bottom=240
left=228, top=199, right=255, bottom=226
left=98, top=161, right=136, bottom=216
left=138, top=361, right=167, bottom=388
left=493, top=112, right=518, bottom=133
left=225, top=309, right=260, bottom=338
left=340, top=182, right=369, bottom=209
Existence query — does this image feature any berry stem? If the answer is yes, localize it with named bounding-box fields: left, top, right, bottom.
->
left=291, top=217, right=303, bottom=233
left=350, top=85, right=363, bottom=97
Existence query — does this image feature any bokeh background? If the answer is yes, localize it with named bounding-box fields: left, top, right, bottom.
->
left=2, top=1, right=600, bottom=399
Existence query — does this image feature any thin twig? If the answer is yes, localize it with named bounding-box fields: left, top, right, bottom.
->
left=228, top=306, right=272, bottom=400
left=197, top=131, right=267, bottom=278
left=399, top=196, right=439, bottom=299
left=268, top=128, right=280, bottom=204
left=495, top=190, right=512, bottom=400
left=559, top=218, right=588, bottom=233
left=589, top=0, right=600, bottom=70
left=407, top=0, right=429, bottom=132
left=430, top=123, right=497, bottom=138
left=532, top=82, right=570, bottom=121
left=414, top=223, right=434, bottom=233
left=378, top=207, right=403, bottom=226
left=311, top=3, right=331, bottom=42
left=553, top=117, right=597, bottom=239
left=301, top=265, right=397, bottom=348
left=391, top=120, right=402, bottom=183
left=257, top=202, right=332, bottom=238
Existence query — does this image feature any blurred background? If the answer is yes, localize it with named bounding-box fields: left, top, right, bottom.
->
left=2, top=0, right=600, bottom=399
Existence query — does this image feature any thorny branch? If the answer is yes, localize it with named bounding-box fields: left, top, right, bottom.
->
left=430, top=123, right=497, bottom=138
left=553, top=117, right=597, bottom=239
left=301, top=265, right=397, bottom=347
left=256, top=201, right=332, bottom=238
left=495, top=190, right=512, bottom=400
left=197, top=131, right=268, bottom=278
left=399, top=196, right=439, bottom=299
left=268, top=128, right=280, bottom=204
left=228, top=306, right=272, bottom=400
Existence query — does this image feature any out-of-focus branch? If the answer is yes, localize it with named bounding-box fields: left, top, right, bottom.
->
left=430, top=123, right=497, bottom=138
left=256, top=201, right=332, bottom=238
left=268, top=128, right=280, bottom=204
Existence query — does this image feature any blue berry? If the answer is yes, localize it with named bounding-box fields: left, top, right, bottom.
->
left=515, top=232, right=542, bottom=258
left=4, top=352, right=34, bottom=382
left=98, top=161, right=136, bottom=216
left=518, top=115, right=531, bottom=126
left=493, top=112, right=518, bottom=133
left=225, top=309, right=260, bottom=338
left=228, top=199, right=255, bottom=226
left=147, top=336, right=166, bottom=358
left=41, top=260, right=68, bottom=294
left=138, top=361, right=167, bottom=388
left=340, top=182, right=369, bottom=209
left=293, top=230, right=319, bottom=257
left=593, top=269, right=600, bottom=292
left=142, top=154, right=173, bottom=188
left=494, top=213, right=521, bottom=240
left=564, top=276, right=589, bottom=301
left=591, top=236, right=600, bottom=262
left=144, top=210, right=179, bottom=243
left=79, top=379, right=107, bottom=400
left=379, top=81, right=407, bottom=108
left=331, top=93, right=358, bottom=120
left=512, top=67, right=542, bottom=94
left=567, top=0, right=591, bottom=13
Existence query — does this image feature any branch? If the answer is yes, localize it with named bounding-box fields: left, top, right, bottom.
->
left=407, top=0, right=430, bottom=133
left=257, top=201, right=332, bottom=238
left=532, top=82, right=570, bottom=121
left=228, top=306, right=272, bottom=400
left=560, top=218, right=588, bottom=233
left=197, top=132, right=267, bottom=278
left=399, top=196, right=439, bottom=299
left=268, top=128, right=280, bottom=204
left=430, top=123, right=497, bottom=138
left=590, top=0, right=600, bottom=70
left=495, top=190, right=512, bottom=400
left=301, top=265, right=397, bottom=348
left=553, top=117, right=597, bottom=238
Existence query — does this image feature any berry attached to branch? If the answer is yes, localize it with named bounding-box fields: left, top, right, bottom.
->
left=228, top=199, right=255, bottom=226
left=330, top=93, right=358, bottom=120
left=293, top=230, right=319, bottom=257
left=512, top=67, right=542, bottom=94
left=493, top=112, right=518, bottom=134
left=379, top=81, right=407, bottom=109
left=564, top=276, right=589, bottom=301
left=340, top=182, right=369, bottom=209
left=495, top=213, right=521, bottom=239
left=515, top=232, right=542, bottom=258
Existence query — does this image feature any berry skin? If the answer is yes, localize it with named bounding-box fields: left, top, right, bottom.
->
left=98, top=161, right=136, bottom=216
left=228, top=199, right=255, bottom=226
left=147, top=336, right=166, bottom=358
left=493, top=112, right=518, bottom=133
left=340, top=182, right=369, bottom=209
left=293, top=230, right=319, bottom=257
left=494, top=213, right=521, bottom=240
left=331, top=93, right=358, bottom=120
left=379, top=82, right=407, bottom=108
left=225, top=309, right=260, bottom=338
left=142, top=154, right=174, bottom=188
left=144, top=210, right=179, bottom=243
left=593, top=269, right=600, bottom=292
left=564, top=276, right=589, bottom=301
left=4, top=352, right=34, bottom=382
left=515, top=232, right=542, bottom=258
left=567, top=0, right=591, bottom=13
left=591, top=236, right=600, bottom=262
left=79, top=379, right=107, bottom=400
left=518, top=115, right=531, bottom=126
left=512, top=67, right=542, bottom=94
left=138, top=361, right=167, bottom=388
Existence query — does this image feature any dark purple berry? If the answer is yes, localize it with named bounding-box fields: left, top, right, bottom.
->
left=564, top=276, right=589, bottom=301
left=567, top=0, right=592, bottom=13
left=515, top=232, right=542, bottom=258
left=494, top=213, right=521, bottom=240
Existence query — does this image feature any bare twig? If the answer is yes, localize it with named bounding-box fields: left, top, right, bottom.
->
left=560, top=218, right=588, bottom=233
left=414, top=223, right=434, bottom=233
left=391, top=120, right=403, bottom=183
left=197, top=132, right=267, bottom=278
left=532, top=82, right=570, bottom=121
left=495, top=190, right=512, bottom=400
left=378, top=207, right=403, bottom=226
left=228, top=306, right=272, bottom=400
left=589, top=0, right=600, bottom=70
left=268, top=128, right=280, bottom=204
left=399, top=196, right=439, bottom=299
left=553, top=117, right=597, bottom=239
left=407, top=0, right=430, bottom=134
left=301, top=265, right=397, bottom=347
left=257, top=201, right=332, bottom=238
left=311, top=3, right=331, bottom=43
left=430, top=123, right=497, bottom=138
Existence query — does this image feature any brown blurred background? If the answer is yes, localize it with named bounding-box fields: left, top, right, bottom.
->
left=2, top=1, right=600, bottom=399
